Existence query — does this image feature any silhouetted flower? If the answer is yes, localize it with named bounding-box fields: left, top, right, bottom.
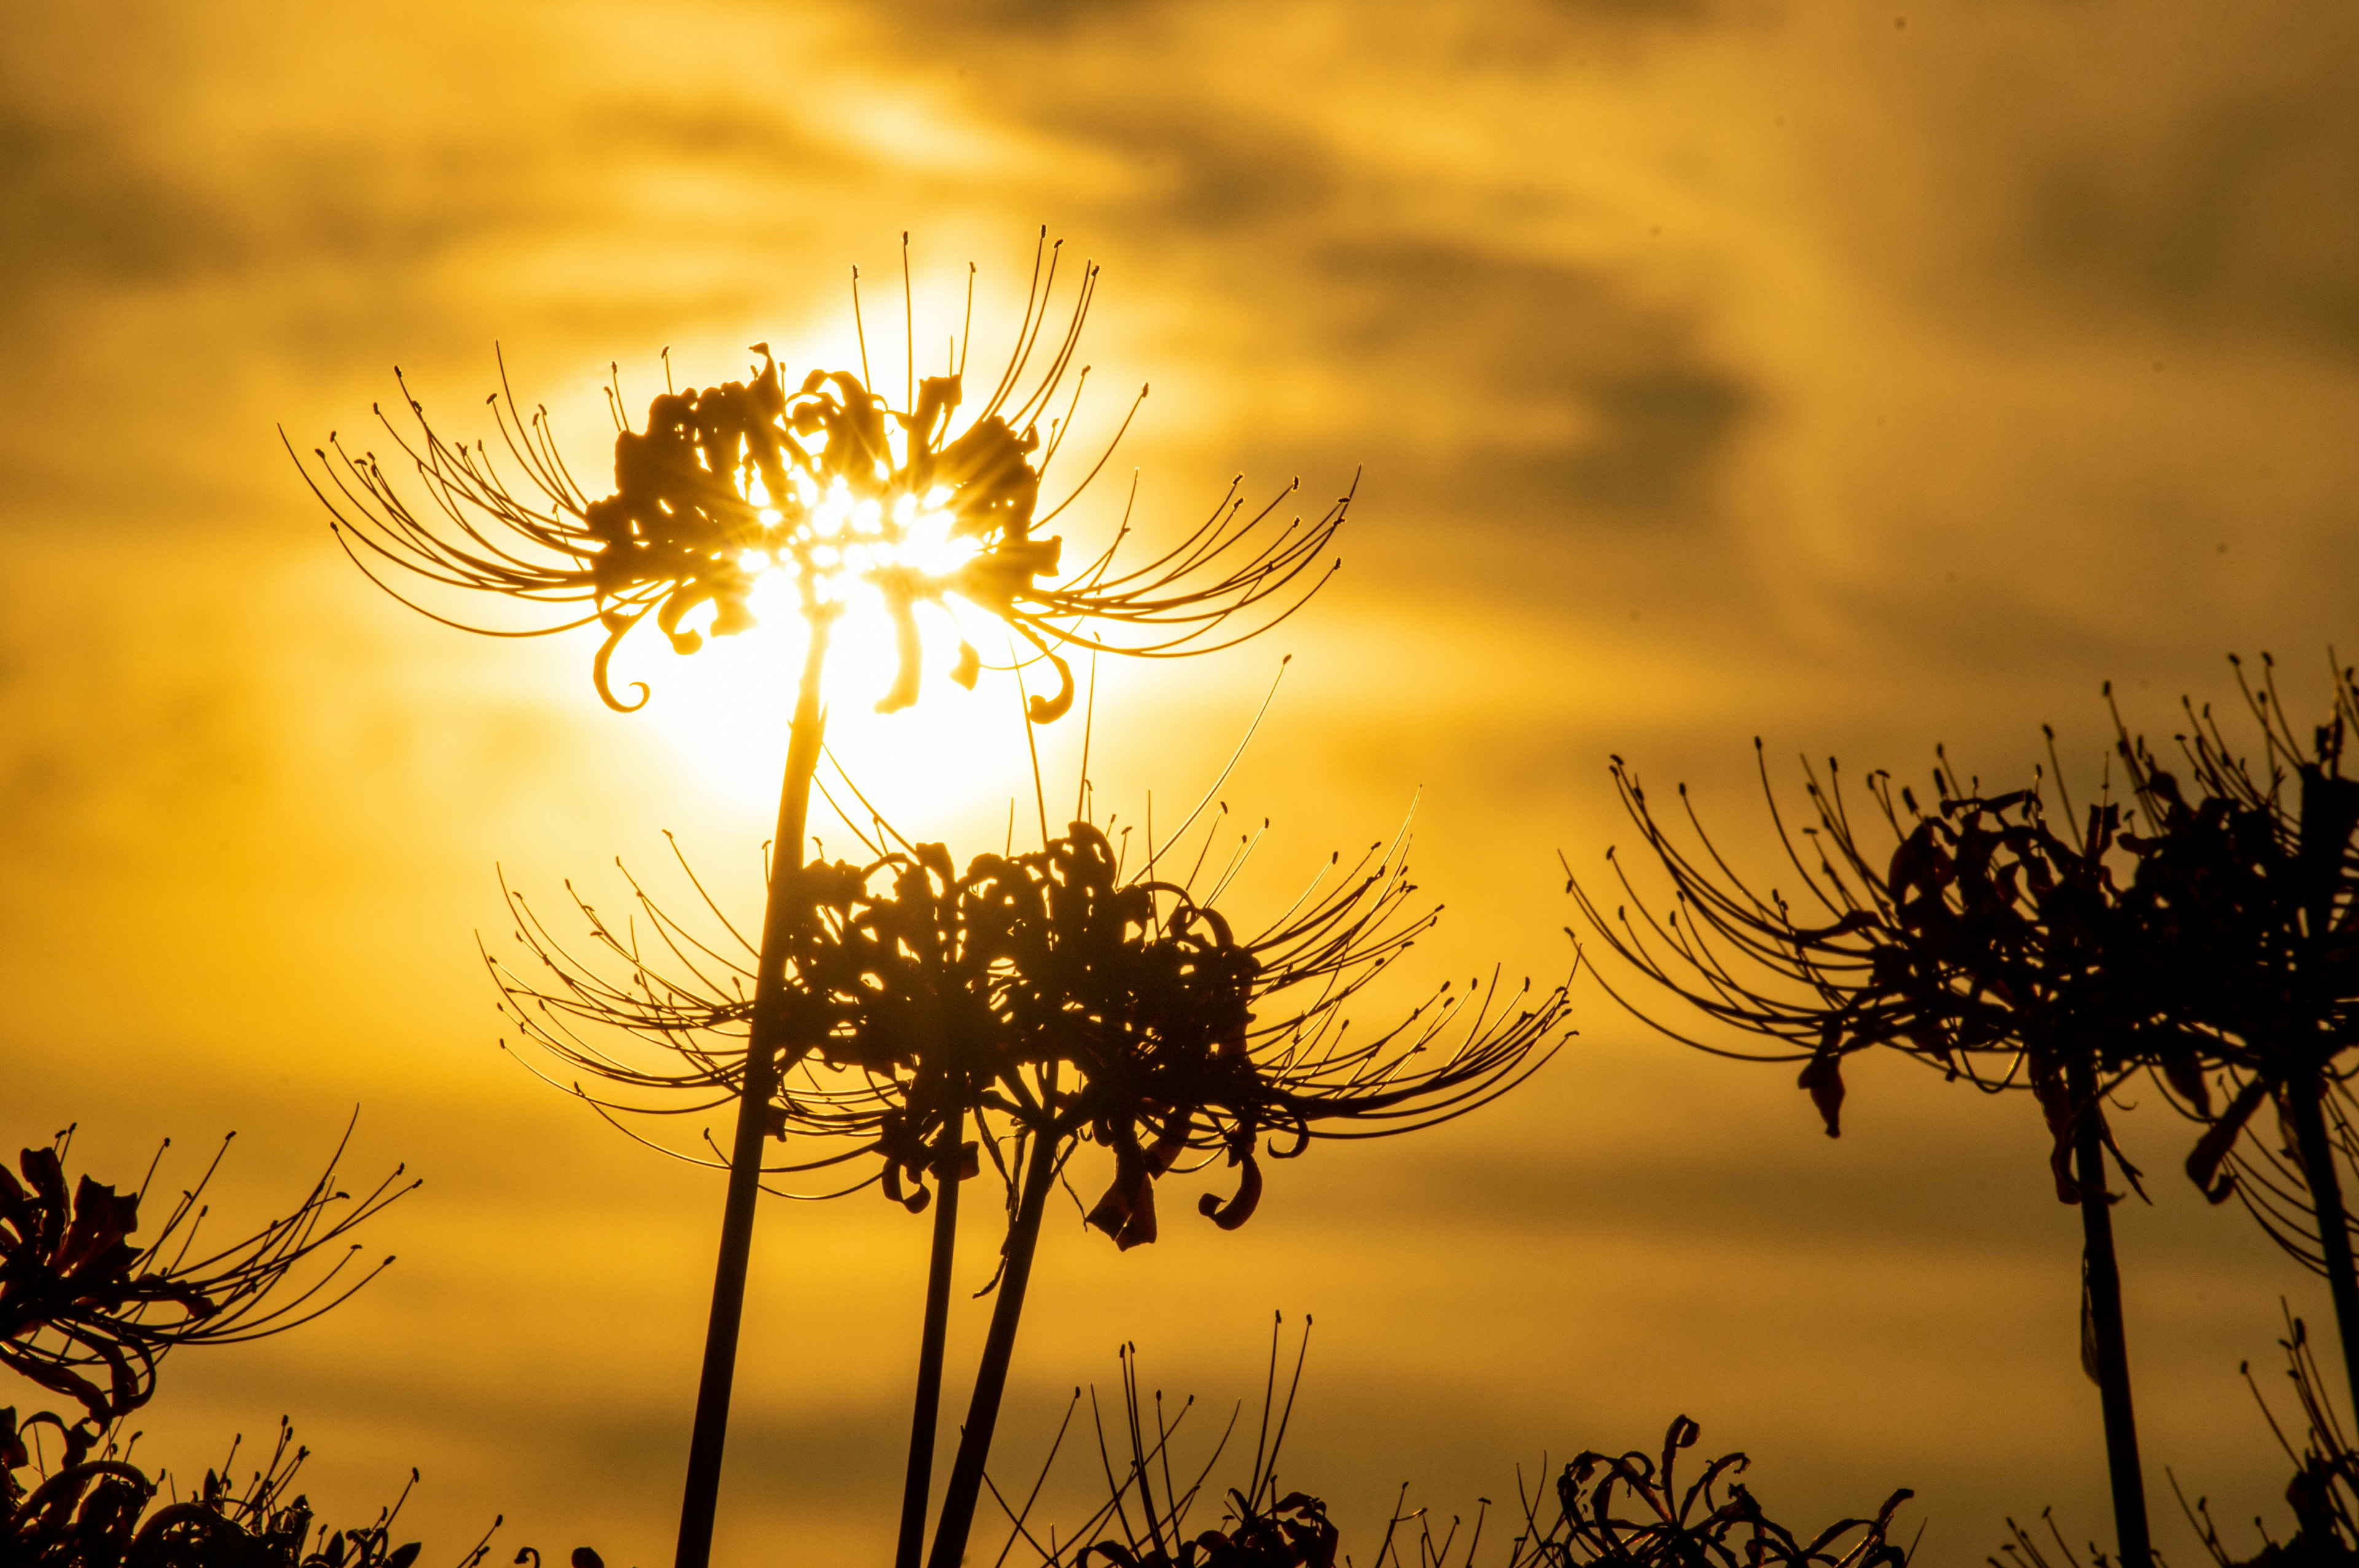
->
left=497, top=813, right=1562, bottom=1241
left=2107, top=657, right=2359, bottom=1225
left=0, top=1411, right=462, bottom=1568
left=1994, top=1307, right=2359, bottom=1568
left=1567, top=744, right=2177, bottom=1568
left=2097, top=654, right=2359, bottom=1422
left=1007, top=1326, right=1334, bottom=1568
left=502, top=801, right=1562, bottom=1568
left=995, top=1338, right=1909, bottom=1568
left=295, top=238, right=1344, bottom=718
left=1508, top=1416, right=1911, bottom=1568
left=0, top=1128, right=412, bottom=1436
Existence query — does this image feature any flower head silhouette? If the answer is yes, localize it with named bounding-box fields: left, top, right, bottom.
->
left=2102, top=653, right=2359, bottom=1418
left=295, top=239, right=1342, bottom=720
left=497, top=811, right=1557, bottom=1237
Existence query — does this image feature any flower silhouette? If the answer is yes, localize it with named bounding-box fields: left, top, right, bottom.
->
left=296, top=241, right=1342, bottom=720
left=496, top=812, right=1559, bottom=1242
left=0, top=1128, right=410, bottom=1437
left=2101, top=655, right=2359, bottom=1418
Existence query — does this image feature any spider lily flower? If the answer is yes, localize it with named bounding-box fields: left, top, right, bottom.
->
left=493, top=818, right=1561, bottom=1236
left=2100, top=653, right=2359, bottom=1416
left=0, top=1128, right=412, bottom=1436
left=1567, top=744, right=2187, bottom=1568
left=1567, top=747, right=2178, bottom=1174
left=1016, top=1325, right=1333, bottom=1568
left=1502, top=1416, right=1912, bottom=1568
left=0, top=1406, right=483, bottom=1568
left=293, top=241, right=1345, bottom=720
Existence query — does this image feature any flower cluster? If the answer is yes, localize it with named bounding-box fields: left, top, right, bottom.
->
left=498, top=815, right=1561, bottom=1249
left=1, top=1411, right=453, bottom=1568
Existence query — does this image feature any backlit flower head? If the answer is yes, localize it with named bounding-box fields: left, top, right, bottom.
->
left=493, top=803, right=1563, bottom=1245
left=294, top=236, right=1346, bottom=717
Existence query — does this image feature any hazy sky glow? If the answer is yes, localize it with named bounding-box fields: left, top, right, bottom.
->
left=7, top=5, right=2359, bottom=1566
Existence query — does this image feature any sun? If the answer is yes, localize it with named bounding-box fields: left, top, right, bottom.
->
left=624, top=509, right=1042, bottom=824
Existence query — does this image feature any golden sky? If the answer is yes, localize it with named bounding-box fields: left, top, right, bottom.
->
left=6, top=3, right=2359, bottom=1564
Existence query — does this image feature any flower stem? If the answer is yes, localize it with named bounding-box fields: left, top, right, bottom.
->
left=896, top=1107, right=966, bottom=1568
left=925, top=1129, right=1059, bottom=1568
left=674, top=611, right=836, bottom=1568
left=2283, top=1072, right=2359, bottom=1420
left=2070, top=1051, right=2150, bottom=1568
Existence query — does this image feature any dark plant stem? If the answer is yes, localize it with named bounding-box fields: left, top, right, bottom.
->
left=2070, top=1052, right=2151, bottom=1568
left=925, top=1128, right=1060, bottom=1568
left=2284, top=1071, right=2359, bottom=1421
left=674, top=611, right=836, bottom=1568
left=896, top=1106, right=966, bottom=1568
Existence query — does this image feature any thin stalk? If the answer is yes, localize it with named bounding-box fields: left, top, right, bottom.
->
left=896, top=1106, right=966, bottom=1568
left=675, top=610, right=837, bottom=1568
left=2284, top=1072, right=2359, bottom=1421
left=926, top=1128, right=1060, bottom=1568
left=2070, top=1051, right=2151, bottom=1568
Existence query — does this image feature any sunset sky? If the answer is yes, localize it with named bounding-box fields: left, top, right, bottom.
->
left=7, top=4, right=2359, bottom=1565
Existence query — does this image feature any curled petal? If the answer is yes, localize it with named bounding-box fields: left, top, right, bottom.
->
left=1197, top=1143, right=1262, bottom=1232
left=882, top=1158, right=931, bottom=1215
left=874, top=574, right=926, bottom=714
left=1027, top=648, right=1075, bottom=725
left=1086, top=1134, right=1158, bottom=1250
left=2185, top=1074, right=2271, bottom=1203
left=2160, top=1055, right=2214, bottom=1117
left=592, top=609, right=654, bottom=713
left=1798, top=1037, right=1845, bottom=1139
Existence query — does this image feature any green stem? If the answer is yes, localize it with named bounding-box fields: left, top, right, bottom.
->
left=2069, top=1052, right=2151, bottom=1568
left=896, top=1108, right=965, bottom=1568
left=2284, top=1073, right=2359, bottom=1421
left=673, top=612, right=834, bottom=1568
left=925, top=1129, right=1059, bottom=1568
